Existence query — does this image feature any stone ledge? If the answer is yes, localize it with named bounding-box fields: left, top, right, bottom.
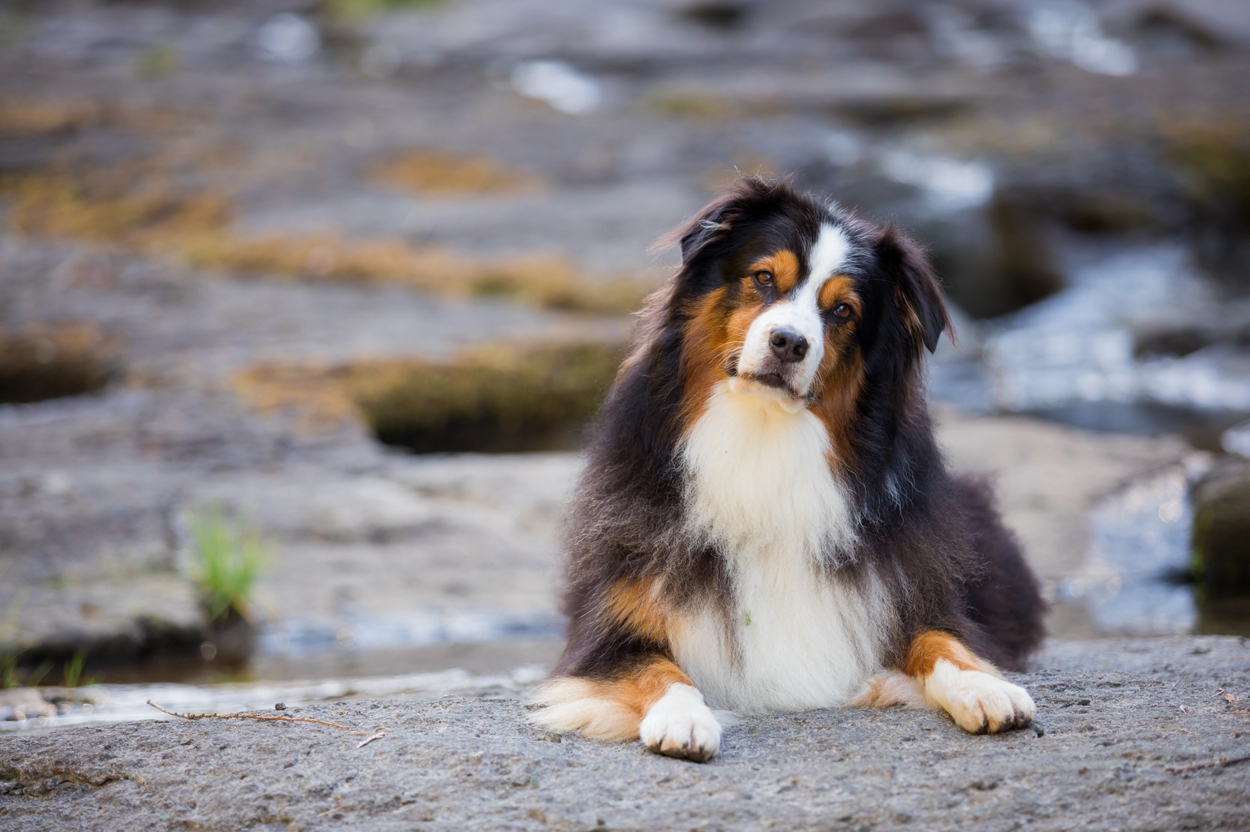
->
left=1, top=637, right=1247, bottom=831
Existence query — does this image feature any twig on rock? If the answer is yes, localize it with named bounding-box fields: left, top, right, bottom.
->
left=1166, top=754, right=1250, bottom=774
left=316, top=805, right=346, bottom=818
left=356, top=731, right=387, bottom=748
left=147, top=700, right=351, bottom=730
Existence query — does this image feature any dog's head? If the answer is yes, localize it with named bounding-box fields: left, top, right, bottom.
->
left=661, top=177, right=951, bottom=435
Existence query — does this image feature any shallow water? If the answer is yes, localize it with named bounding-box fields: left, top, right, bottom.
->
left=931, top=243, right=1250, bottom=449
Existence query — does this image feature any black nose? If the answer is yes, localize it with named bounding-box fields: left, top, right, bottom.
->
left=769, top=328, right=809, bottom=363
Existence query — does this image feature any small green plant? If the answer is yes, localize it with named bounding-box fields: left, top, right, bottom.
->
left=0, top=653, right=17, bottom=689
left=187, top=510, right=268, bottom=623
left=62, top=651, right=86, bottom=689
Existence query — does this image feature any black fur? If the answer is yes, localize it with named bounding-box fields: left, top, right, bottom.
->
left=555, top=177, right=1045, bottom=682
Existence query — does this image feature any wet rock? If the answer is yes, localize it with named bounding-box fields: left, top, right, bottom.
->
left=1166, top=125, right=1250, bottom=292
left=1190, top=457, right=1250, bottom=596
left=0, top=323, right=118, bottom=405
left=203, top=612, right=258, bottom=667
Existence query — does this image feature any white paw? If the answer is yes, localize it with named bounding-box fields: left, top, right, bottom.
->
left=928, top=660, right=1035, bottom=734
left=639, top=684, right=721, bottom=762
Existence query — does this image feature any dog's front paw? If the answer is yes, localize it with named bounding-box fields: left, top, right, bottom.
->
left=639, top=683, right=721, bottom=762
left=930, top=662, right=1034, bottom=734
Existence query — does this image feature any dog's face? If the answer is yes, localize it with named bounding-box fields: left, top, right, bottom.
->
left=670, top=179, right=950, bottom=437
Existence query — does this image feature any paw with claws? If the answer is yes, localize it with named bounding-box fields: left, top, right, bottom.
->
left=639, top=684, right=721, bottom=762
left=928, top=660, right=1035, bottom=734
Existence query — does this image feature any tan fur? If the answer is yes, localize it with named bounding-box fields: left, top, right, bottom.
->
left=852, top=633, right=1030, bottom=735
left=748, top=249, right=800, bottom=294
left=803, top=276, right=865, bottom=465
left=679, top=285, right=763, bottom=431
left=604, top=578, right=669, bottom=645
left=817, top=275, right=858, bottom=312
left=903, top=631, right=1002, bottom=678
left=530, top=660, right=694, bottom=742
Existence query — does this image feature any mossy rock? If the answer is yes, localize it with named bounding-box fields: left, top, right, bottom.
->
left=359, top=341, right=627, bottom=453
left=1190, top=458, right=1250, bottom=597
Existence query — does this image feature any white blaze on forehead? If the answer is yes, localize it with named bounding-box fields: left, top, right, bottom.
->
left=734, top=223, right=852, bottom=402
left=806, top=223, right=851, bottom=289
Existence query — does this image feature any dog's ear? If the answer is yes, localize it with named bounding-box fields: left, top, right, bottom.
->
left=659, top=194, right=739, bottom=265
left=875, top=226, right=952, bottom=354
left=678, top=210, right=733, bottom=263
left=657, top=177, right=776, bottom=264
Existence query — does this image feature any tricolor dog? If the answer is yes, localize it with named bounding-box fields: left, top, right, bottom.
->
left=532, top=178, right=1045, bottom=762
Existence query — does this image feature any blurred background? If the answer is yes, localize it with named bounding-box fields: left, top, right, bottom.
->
left=2, top=0, right=1249, bottom=723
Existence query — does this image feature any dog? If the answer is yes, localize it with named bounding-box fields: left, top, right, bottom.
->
left=531, top=177, right=1046, bottom=762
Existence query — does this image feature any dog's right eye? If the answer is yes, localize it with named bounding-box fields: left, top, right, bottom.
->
left=753, top=271, right=774, bottom=288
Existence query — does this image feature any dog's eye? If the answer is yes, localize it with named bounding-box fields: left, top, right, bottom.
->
left=833, top=303, right=852, bottom=319
left=753, top=271, right=774, bottom=288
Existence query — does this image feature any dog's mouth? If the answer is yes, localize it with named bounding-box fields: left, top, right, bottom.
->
left=728, top=367, right=805, bottom=403
left=739, top=371, right=796, bottom=395
left=726, top=355, right=808, bottom=404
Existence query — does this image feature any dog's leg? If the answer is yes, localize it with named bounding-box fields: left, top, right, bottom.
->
left=531, top=658, right=721, bottom=762
left=902, top=631, right=1034, bottom=733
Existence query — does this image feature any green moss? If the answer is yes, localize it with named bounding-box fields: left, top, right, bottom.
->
left=136, top=43, right=179, bottom=80
left=359, top=341, right=626, bottom=453
left=327, top=0, right=446, bottom=23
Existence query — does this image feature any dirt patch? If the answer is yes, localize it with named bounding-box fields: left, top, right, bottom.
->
left=3, top=170, right=648, bottom=313
left=369, top=150, right=544, bottom=196
left=4, top=169, right=231, bottom=250
left=233, top=340, right=626, bottom=452
left=0, top=323, right=119, bottom=404
left=0, top=100, right=104, bottom=136
left=180, top=232, right=649, bottom=314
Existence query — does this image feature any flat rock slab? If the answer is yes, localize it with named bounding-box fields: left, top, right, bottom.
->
left=3, top=637, right=1248, bottom=831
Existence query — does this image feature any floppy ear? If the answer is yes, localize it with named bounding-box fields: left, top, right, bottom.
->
left=876, top=226, right=952, bottom=354
left=658, top=176, right=776, bottom=264
left=679, top=211, right=731, bottom=263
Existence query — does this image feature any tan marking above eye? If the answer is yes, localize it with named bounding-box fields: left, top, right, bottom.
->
left=747, top=250, right=800, bottom=294
left=818, top=275, right=859, bottom=314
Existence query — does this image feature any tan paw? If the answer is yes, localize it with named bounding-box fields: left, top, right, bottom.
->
left=928, top=660, right=1035, bottom=734
left=639, top=684, right=721, bottom=762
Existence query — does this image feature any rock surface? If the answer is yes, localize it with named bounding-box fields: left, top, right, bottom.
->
left=2, top=637, right=1249, bottom=831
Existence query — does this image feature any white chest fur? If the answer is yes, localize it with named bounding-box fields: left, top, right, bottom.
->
left=672, top=383, right=886, bottom=712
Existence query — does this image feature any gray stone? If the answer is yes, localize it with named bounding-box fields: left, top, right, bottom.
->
left=1, top=637, right=1247, bottom=830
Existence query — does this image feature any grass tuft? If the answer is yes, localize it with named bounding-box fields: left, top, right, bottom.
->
left=187, top=510, right=268, bottom=623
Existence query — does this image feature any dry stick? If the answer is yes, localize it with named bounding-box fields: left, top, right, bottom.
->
left=316, top=805, right=346, bottom=819
left=356, top=731, right=387, bottom=749
left=147, top=700, right=351, bottom=730
left=1166, top=754, right=1250, bottom=774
